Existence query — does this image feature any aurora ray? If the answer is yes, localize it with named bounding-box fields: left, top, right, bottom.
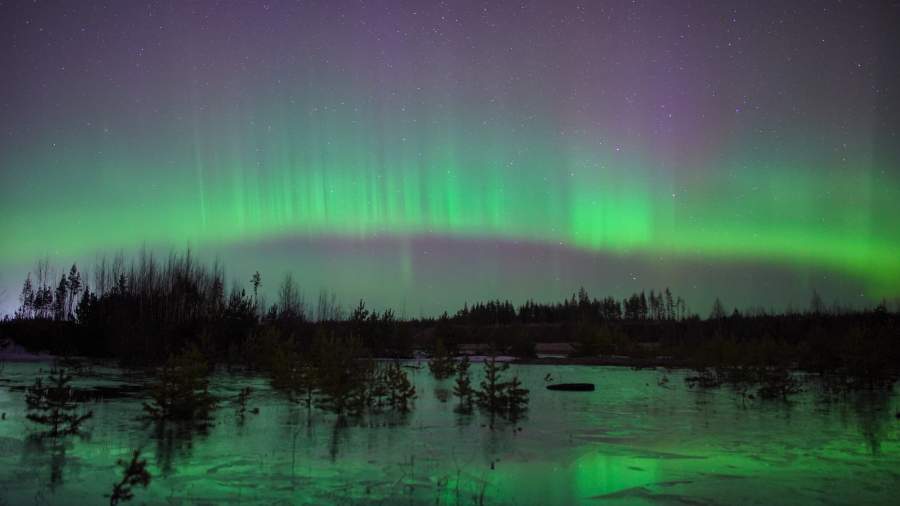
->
left=1, top=0, right=898, bottom=313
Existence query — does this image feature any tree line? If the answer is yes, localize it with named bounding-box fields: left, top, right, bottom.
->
left=453, top=286, right=688, bottom=325
left=1, top=251, right=897, bottom=384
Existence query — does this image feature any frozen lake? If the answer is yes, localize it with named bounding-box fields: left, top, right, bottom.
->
left=0, top=361, right=897, bottom=505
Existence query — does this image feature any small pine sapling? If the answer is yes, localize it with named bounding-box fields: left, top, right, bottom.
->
left=452, top=356, right=475, bottom=412
left=385, top=361, right=416, bottom=412
left=25, top=368, right=93, bottom=437
left=428, top=339, right=457, bottom=380
left=108, top=449, right=151, bottom=505
left=143, top=347, right=216, bottom=422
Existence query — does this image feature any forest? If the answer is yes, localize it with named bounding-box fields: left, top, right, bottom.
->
left=1, top=251, right=895, bottom=392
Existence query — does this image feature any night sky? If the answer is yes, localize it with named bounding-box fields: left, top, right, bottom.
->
left=1, top=0, right=899, bottom=316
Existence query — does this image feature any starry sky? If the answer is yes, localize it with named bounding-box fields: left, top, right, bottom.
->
left=1, top=0, right=899, bottom=316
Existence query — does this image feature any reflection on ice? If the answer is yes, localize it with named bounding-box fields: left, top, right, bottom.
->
left=0, top=362, right=896, bottom=505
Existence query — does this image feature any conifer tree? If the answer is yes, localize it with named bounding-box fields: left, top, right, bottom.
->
left=143, top=347, right=216, bottom=422
left=710, top=298, right=727, bottom=320
left=428, top=338, right=456, bottom=379
left=108, top=449, right=151, bottom=505
left=476, top=354, right=509, bottom=413
left=17, top=273, right=35, bottom=319
left=235, top=387, right=253, bottom=420
left=475, top=352, right=529, bottom=421
left=53, top=274, right=68, bottom=321
left=66, top=264, right=82, bottom=319
left=452, top=356, right=475, bottom=411
left=313, top=335, right=369, bottom=415
left=505, top=376, right=529, bottom=417
left=25, top=368, right=93, bottom=437
left=270, top=346, right=317, bottom=409
left=384, top=361, right=416, bottom=412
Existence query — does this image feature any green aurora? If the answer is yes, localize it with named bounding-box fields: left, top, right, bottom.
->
left=2, top=0, right=899, bottom=310
left=3, top=115, right=899, bottom=297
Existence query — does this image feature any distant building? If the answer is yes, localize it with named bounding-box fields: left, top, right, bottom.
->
left=534, top=342, right=575, bottom=358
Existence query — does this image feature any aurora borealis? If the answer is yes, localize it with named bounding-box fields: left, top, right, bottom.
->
left=1, top=1, right=899, bottom=314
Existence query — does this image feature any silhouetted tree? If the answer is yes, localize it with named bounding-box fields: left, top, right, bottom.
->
left=66, top=264, right=82, bottom=320
left=312, top=334, right=369, bottom=415
left=428, top=338, right=456, bottom=379
left=25, top=368, right=93, bottom=437
left=31, top=280, right=53, bottom=319
left=665, top=288, right=675, bottom=320
left=16, top=273, right=35, bottom=319
left=275, top=273, right=304, bottom=321
left=235, top=387, right=253, bottom=420
left=504, top=376, right=529, bottom=418
left=108, top=449, right=151, bottom=505
left=251, top=271, right=261, bottom=304
left=453, top=356, right=475, bottom=412
left=143, top=347, right=216, bottom=422
left=477, top=354, right=508, bottom=414
left=384, top=361, right=416, bottom=411
left=76, top=285, right=98, bottom=323
left=599, top=296, right=622, bottom=320
left=270, top=343, right=317, bottom=408
left=810, top=289, right=825, bottom=315
left=475, top=353, right=529, bottom=422
left=316, top=289, right=343, bottom=322
left=53, top=274, right=68, bottom=321
left=710, top=298, right=727, bottom=319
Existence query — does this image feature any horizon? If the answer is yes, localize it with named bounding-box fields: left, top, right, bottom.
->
left=1, top=244, right=893, bottom=321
